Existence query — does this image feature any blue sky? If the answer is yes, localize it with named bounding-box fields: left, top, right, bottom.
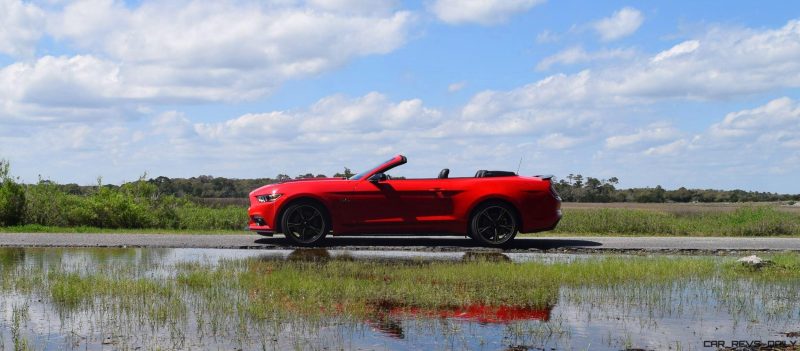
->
left=1, top=0, right=800, bottom=192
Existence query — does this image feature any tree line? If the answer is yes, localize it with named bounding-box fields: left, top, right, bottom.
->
left=554, top=174, right=799, bottom=203
left=7, top=167, right=800, bottom=203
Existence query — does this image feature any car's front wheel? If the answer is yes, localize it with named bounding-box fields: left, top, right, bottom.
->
left=280, top=201, right=330, bottom=246
left=468, top=201, right=519, bottom=247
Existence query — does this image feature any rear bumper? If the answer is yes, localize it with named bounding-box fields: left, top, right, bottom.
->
left=541, top=209, right=562, bottom=231
left=522, top=208, right=562, bottom=233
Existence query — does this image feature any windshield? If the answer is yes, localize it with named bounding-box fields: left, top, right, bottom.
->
left=349, top=157, right=396, bottom=180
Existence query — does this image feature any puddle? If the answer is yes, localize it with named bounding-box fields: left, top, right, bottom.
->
left=1, top=247, right=799, bottom=350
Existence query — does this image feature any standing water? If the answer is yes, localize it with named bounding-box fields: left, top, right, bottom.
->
left=1, top=247, right=798, bottom=350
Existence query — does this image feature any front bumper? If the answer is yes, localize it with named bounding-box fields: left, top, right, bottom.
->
left=247, top=201, right=278, bottom=233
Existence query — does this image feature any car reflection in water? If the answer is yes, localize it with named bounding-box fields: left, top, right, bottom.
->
left=286, top=248, right=334, bottom=262
left=267, top=248, right=514, bottom=264
left=260, top=249, right=554, bottom=339
left=368, top=302, right=554, bottom=339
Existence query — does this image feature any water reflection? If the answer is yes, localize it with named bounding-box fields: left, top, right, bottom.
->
left=369, top=303, right=553, bottom=339
left=462, top=251, right=511, bottom=262
left=262, top=249, right=515, bottom=264
left=2, top=247, right=799, bottom=351
left=0, top=247, right=24, bottom=269
left=286, top=248, right=333, bottom=262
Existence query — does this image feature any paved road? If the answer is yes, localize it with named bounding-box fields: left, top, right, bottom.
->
left=1, top=233, right=800, bottom=252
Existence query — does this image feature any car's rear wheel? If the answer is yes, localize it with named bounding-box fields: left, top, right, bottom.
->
left=280, top=201, right=329, bottom=246
left=469, top=201, right=519, bottom=246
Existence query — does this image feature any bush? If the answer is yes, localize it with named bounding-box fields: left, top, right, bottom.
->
left=22, top=175, right=188, bottom=229
left=24, top=179, right=72, bottom=227
left=0, top=161, right=25, bottom=226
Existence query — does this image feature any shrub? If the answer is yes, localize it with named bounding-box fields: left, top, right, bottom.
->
left=0, top=160, right=25, bottom=226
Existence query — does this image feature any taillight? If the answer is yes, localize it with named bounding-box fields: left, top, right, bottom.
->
left=549, top=181, right=561, bottom=200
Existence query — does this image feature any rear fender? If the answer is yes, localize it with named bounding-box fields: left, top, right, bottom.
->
left=465, top=195, right=524, bottom=227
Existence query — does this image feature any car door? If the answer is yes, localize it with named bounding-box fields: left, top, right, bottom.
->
left=344, top=179, right=409, bottom=232
left=384, top=179, right=456, bottom=230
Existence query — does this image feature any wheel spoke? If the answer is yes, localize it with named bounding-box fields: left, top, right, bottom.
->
left=494, top=209, right=507, bottom=222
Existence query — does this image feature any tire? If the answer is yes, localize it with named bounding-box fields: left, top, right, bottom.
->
left=280, top=201, right=330, bottom=246
left=468, top=201, right=519, bottom=247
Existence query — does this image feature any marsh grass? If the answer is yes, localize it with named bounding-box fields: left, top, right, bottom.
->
left=0, top=224, right=244, bottom=234
left=549, top=205, right=800, bottom=236
left=3, top=250, right=800, bottom=350
left=5, top=202, right=800, bottom=237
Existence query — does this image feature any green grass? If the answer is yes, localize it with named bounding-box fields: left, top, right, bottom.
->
left=0, top=224, right=245, bottom=234
left=3, top=200, right=800, bottom=236
left=543, top=206, right=800, bottom=236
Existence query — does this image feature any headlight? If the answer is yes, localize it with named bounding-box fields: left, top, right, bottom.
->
left=257, top=193, right=282, bottom=203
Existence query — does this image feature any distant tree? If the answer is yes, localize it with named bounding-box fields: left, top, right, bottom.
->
left=333, top=167, right=354, bottom=179
left=572, top=174, right=584, bottom=188
left=315, top=174, right=327, bottom=178
left=28, top=172, right=798, bottom=203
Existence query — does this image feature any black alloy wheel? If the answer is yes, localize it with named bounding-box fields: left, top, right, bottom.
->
left=469, top=202, right=519, bottom=246
left=281, top=201, right=329, bottom=246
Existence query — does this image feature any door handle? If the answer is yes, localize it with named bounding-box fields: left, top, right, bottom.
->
left=428, top=188, right=442, bottom=191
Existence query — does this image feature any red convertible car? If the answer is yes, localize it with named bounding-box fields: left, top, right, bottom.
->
left=247, top=155, right=561, bottom=246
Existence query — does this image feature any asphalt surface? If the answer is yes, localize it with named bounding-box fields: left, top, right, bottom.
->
left=1, top=233, right=800, bottom=252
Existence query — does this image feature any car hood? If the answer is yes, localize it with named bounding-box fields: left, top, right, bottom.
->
left=249, top=178, right=347, bottom=196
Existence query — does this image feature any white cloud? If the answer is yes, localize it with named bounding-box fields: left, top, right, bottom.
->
left=605, top=123, right=681, bottom=150
left=608, top=19, right=800, bottom=100
left=643, top=139, right=688, bottom=156
left=593, top=7, right=644, bottom=41
left=0, top=0, right=45, bottom=57
left=0, top=0, right=414, bottom=115
left=306, top=0, right=398, bottom=15
left=603, top=98, right=800, bottom=191
left=195, top=92, right=442, bottom=144
left=651, top=40, right=699, bottom=62
left=536, top=30, right=559, bottom=44
left=447, top=81, right=466, bottom=92
left=536, top=46, right=636, bottom=71
left=537, top=133, right=583, bottom=150
left=461, top=71, right=595, bottom=121
left=473, top=17, right=800, bottom=115
left=429, top=0, right=544, bottom=25
left=709, top=97, right=800, bottom=146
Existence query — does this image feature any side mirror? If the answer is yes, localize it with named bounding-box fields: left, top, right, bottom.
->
left=368, top=173, right=388, bottom=183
